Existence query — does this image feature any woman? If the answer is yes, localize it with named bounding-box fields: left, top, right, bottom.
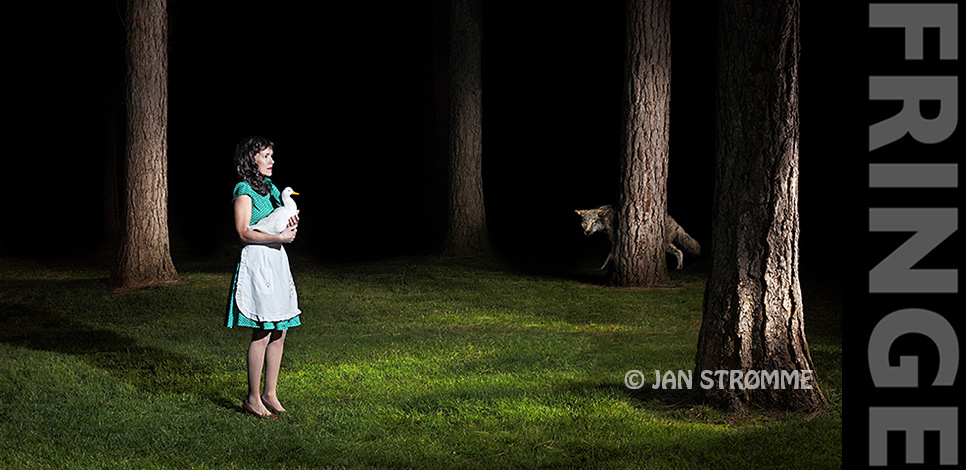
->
left=225, top=136, right=301, bottom=419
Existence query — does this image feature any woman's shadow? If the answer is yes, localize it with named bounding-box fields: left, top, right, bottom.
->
left=1, top=288, right=237, bottom=411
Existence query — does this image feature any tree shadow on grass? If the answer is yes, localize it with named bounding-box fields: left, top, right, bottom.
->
left=0, top=295, right=238, bottom=411
left=566, top=379, right=696, bottom=410
left=496, top=246, right=711, bottom=289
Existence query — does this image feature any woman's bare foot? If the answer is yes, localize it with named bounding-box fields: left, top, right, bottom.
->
left=242, top=397, right=276, bottom=419
left=260, top=393, right=288, bottom=414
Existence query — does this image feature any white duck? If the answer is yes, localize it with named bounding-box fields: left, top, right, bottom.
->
left=248, top=187, right=299, bottom=235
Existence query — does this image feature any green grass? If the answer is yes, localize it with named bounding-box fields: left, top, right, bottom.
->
left=0, top=256, right=841, bottom=469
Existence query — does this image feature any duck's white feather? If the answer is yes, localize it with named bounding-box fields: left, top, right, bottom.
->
left=248, top=187, right=298, bottom=235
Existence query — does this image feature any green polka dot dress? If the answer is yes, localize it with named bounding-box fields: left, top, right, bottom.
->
left=225, top=179, right=302, bottom=330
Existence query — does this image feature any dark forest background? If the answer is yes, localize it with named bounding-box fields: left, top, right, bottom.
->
left=2, top=1, right=860, bottom=281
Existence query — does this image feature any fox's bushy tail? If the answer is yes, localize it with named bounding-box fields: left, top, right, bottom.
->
left=674, top=231, right=701, bottom=256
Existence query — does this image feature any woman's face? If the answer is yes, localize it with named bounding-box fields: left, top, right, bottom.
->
left=253, top=146, right=274, bottom=177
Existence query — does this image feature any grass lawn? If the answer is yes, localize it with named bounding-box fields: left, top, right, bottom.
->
left=0, top=255, right=841, bottom=469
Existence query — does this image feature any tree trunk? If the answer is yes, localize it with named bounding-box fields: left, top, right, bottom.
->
left=611, top=0, right=671, bottom=287
left=109, top=0, right=178, bottom=289
left=442, top=0, right=491, bottom=257
left=694, top=0, right=826, bottom=413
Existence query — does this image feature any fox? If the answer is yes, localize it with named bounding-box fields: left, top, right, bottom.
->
left=575, top=205, right=701, bottom=271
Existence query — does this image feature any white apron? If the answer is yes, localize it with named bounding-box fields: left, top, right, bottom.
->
left=234, top=243, right=301, bottom=323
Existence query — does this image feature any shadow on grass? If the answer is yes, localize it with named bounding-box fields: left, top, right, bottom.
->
left=567, top=379, right=696, bottom=409
left=0, top=292, right=237, bottom=411
left=496, top=246, right=712, bottom=289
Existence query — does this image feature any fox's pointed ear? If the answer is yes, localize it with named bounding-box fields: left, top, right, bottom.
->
left=575, top=210, right=584, bottom=215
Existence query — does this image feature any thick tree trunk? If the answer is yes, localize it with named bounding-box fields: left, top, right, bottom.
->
left=442, top=0, right=491, bottom=257
left=110, top=0, right=178, bottom=289
left=611, top=0, right=671, bottom=287
left=694, top=0, right=825, bottom=413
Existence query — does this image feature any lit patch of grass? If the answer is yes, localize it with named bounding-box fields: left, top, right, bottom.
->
left=1, top=256, right=840, bottom=469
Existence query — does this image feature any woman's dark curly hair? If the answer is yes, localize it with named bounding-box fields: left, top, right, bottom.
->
left=234, top=136, right=274, bottom=196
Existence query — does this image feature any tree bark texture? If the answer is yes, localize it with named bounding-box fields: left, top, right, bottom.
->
left=694, top=0, right=825, bottom=412
left=110, top=0, right=178, bottom=289
left=442, top=0, right=491, bottom=257
left=611, top=0, right=671, bottom=287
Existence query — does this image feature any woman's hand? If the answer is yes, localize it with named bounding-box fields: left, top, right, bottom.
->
left=277, top=225, right=297, bottom=243
left=276, top=210, right=300, bottom=243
